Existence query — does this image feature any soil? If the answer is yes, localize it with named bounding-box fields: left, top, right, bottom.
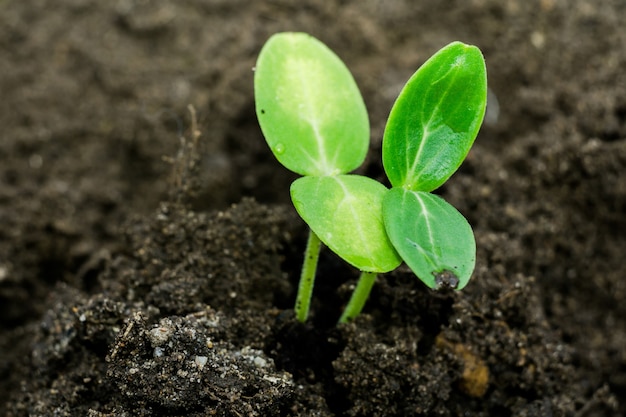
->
left=1, top=1, right=624, bottom=416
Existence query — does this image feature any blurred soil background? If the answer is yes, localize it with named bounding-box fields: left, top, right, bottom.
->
left=0, top=1, right=624, bottom=416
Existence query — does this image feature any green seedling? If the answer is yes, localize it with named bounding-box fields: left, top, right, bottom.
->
left=255, top=33, right=401, bottom=322
left=254, top=32, right=487, bottom=323
left=382, top=41, right=487, bottom=290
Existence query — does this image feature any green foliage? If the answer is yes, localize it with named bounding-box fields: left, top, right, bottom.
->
left=254, top=32, right=487, bottom=322
left=382, top=42, right=487, bottom=192
left=291, top=175, right=401, bottom=273
left=380, top=41, right=486, bottom=290
left=254, top=32, right=369, bottom=177
left=382, top=189, right=475, bottom=289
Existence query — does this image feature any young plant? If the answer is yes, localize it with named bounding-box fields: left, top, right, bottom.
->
left=254, top=33, right=401, bottom=323
left=381, top=41, right=487, bottom=291
left=255, top=33, right=487, bottom=324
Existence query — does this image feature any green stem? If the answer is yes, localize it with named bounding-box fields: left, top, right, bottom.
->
left=339, top=271, right=378, bottom=323
left=294, top=229, right=322, bottom=322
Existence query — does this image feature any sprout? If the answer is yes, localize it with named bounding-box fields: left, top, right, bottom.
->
left=254, top=33, right=487, bottom=323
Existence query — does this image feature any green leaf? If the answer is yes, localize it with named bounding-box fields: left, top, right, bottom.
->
left=382, top=188, right=475, bottom=289
left=382, top=41, right=487, bottom=192
left=291, top=175, right=402, bottom=272
left=255, top=32, right=369, bottom=176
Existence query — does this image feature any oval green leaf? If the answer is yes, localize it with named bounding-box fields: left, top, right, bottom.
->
left=255, top=32, right=369, bottom=176
left=291, top=175, right=401, bottom=272
left=382, top=188, right=475, bottom=289
left=382, top=41, right=487, bottom=192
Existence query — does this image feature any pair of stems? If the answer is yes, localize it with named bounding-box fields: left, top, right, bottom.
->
left=294, top=229, right=377, bottom=323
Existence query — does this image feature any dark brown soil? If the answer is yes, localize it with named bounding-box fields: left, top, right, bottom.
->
left=1, top=1, right=624, bottom=416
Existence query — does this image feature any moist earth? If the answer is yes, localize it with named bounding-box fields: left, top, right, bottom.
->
left=1, top=1, right=624, bottom=416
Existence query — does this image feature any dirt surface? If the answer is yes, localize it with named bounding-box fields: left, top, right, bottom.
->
left=1, top=1, right=625, bottom=416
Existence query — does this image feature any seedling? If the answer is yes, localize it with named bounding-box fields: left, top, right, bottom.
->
left=255, top=33, right=401, bottom=323
left=381, top=41, right=487, bottom=291
left=254, top=32, right=487, bottom=323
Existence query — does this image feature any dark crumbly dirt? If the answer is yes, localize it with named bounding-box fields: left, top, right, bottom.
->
left=1, top=1, right=624, bottom=416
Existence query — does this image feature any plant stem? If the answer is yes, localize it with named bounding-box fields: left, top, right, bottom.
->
left=339, top=271, right=378, bottom=323
left=295, top=229, right=322, bottom=322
